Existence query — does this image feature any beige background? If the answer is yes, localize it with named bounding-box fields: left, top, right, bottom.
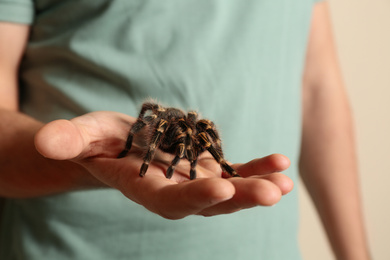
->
left=299, top=0, right=390, bottom=259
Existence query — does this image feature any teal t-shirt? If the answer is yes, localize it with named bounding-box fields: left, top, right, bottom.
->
left=1, top=1, right=319, bottom=259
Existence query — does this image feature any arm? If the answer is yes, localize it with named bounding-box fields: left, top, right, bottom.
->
left=0, top=22, right=293, bottom=219
left=300, top=2, right=370, bottom=259
left=0, top=22, right=99, bottom=197
left=0, top=22, right=26, bottom=110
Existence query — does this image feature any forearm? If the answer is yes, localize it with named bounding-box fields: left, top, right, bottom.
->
left=0, top=22, right=103, bottom=198
left=0, top=109, right=102, bottom=198
left=300, top=2, right=370, bottom=259
left=300, top=80, right=369, bottom=260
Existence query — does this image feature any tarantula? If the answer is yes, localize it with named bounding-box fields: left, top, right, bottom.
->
left=118, top=102, right=240, bottom=180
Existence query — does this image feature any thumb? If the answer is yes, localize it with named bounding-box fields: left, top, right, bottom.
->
left=35, top=119, right=87, bottom=160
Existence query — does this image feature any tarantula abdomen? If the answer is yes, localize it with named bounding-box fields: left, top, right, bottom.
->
left=118, top=102, right=240, bottom=180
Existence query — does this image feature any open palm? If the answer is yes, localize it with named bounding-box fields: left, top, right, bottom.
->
left=35, top=111, right=293, bottom=219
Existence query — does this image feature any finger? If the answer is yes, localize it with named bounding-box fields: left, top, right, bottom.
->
left=35, top=119, right=87, bottom=160
left=134, top=176, right=236, bottom=219
left=232, top=154, right=291, bottom=178
left=80, top=156, right=236, bottom=220
left=35, top=112, right=133, bottom=160
left=258, top=172, right=294, bottom=195
left=198, top=177, right=284, bottom=216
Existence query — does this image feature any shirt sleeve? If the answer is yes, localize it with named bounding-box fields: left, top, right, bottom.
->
left=0, top=0, right=34, bottom=24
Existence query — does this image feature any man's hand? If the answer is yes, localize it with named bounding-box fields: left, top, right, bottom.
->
left=35, top=111, right=293, bottom=219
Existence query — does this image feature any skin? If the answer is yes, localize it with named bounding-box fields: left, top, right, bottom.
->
left=0, top=108, right=293, bottom=219
left=300, top=2, right=371, bottom=259
left=0, top=1, right=370, bottom=259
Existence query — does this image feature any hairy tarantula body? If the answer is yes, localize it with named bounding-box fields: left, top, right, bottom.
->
left=118, top=102, right=240, bottom=180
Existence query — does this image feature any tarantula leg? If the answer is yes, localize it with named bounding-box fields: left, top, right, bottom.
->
left=166, top=157, right=180, bottom=179
left=118, top=119, right=146, bottom=158
left=220, top=162, right=240, bottom=178
left=177, top=119, right=195, bottom=160
left=189, top=159, right=198, bottom=180
left=197, top=132, right=240, bottom=178
left=139, top=102, right=160, bottom=117
left=140, top=119, right=169, bottom=177
left=166, top=143, right=185, bottom=179
left=197, top=120, right=218, bottom=140
left=117, top=115, right=157, bottom=158
left=177, top=118, right=199, bottom=179
left=208, top=145, right=240, bottom=177
left=196, top=120, right=223, bottom=155
left=187, top=111, right=198, bottom=122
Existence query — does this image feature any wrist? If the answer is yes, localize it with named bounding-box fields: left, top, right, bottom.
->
left=0, top=110, right=106, bottom=198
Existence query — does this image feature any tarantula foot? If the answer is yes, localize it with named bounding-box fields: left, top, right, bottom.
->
left=190, top=169, right=196, bottom=180
left=140, top=163, right=149, bottom=177
left=117, top=149, right=128, bottom=159
left=221, top=164, right=241, bottom=178
left=166, top=167, right=174, bottom=179
left=229, top=170, right=241, bottom=177
left=222, top=171, right=241, bottom=178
